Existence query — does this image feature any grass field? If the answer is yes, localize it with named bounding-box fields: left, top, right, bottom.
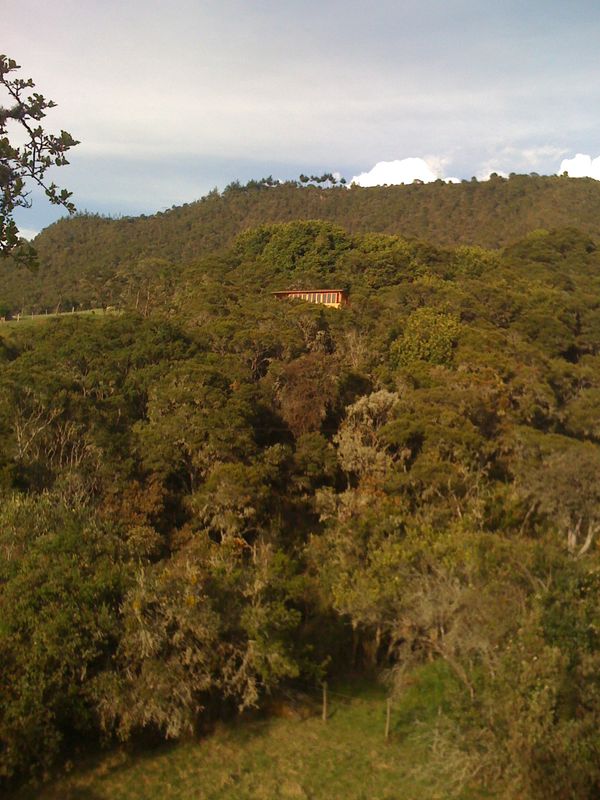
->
left=0, top=308, right=121, bottom=342
left=11, top=665, right=485, bottom=800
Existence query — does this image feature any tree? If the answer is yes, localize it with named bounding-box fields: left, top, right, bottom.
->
left=391, top=307, right=462, bottom=368
left=334, top=389, right=402, bottom=482
left=0, top=493, right=132, bottom=779
left=516, top=437, right=600, bottom=555
left=272, top=353, right=340, bottom=437
left=0, top=55, right=78, bottom=261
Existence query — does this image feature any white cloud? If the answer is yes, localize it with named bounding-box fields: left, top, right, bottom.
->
left=476, top=168, right=509, bottom=181
left=559, top=153, right=600, bottom=179
left=350, top=158, right=458, bottom=186
left=473, top=145, right=570, bottom=181
left=520, top=145, right=568, bottom=166
left=17, top=228, right=39, bottom=241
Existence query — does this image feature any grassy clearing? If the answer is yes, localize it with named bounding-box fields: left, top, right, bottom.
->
left=2, top=308, right=119, bottom=325
left=11, top=665, right=486, bottom=800
left=0, top=309, right=121, bottom=342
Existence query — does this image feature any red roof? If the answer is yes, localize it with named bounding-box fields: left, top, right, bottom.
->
left=271, top=289, right=347, bottom=294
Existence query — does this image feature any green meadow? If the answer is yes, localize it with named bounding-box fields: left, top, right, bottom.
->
left=13, top=667, right=480, bottom=800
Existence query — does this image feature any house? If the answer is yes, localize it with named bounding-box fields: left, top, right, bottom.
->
left=271, top=289, right=349, bottom=308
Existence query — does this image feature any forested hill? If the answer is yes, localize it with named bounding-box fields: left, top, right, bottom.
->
left=4, top=218, right=600, bottom=796
left=4, top=173, right=600, bottom=312
left=5, top=216, right=600, bottom=796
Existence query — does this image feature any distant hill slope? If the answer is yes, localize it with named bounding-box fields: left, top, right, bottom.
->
left=3, top=174, right=600, bottom=311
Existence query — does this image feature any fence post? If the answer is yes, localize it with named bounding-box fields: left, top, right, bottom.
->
left=385, top=697, right=391, bottom=741
left=322, top=682, right=328, bottom=722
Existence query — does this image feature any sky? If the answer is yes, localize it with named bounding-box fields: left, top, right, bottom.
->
left=4, top=0, right=600, bottom=236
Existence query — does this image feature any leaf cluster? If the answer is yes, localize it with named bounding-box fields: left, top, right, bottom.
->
left=0, top=55, right=78, bottom=263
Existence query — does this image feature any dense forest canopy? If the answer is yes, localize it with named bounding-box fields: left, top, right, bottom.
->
left=3, top=204, right=600, bottom=798
left=5, top=174, right=600, bottom=312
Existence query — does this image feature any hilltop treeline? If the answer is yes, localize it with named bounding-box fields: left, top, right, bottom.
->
left=6, top=174, right=600, bottom=312
left=3, top=221, right=600, bottom=797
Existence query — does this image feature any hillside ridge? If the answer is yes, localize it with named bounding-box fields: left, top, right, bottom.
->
left=3, top=174, right=600, bottom=312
